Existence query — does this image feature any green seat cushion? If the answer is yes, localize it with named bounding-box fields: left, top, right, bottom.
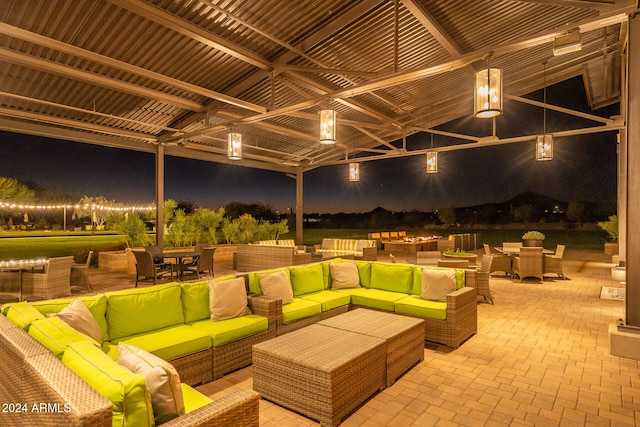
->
left=181, top=276, right=236, bottom=323
left=189, top=314, right=268, bottom=346
left=289, top=263, right=324, bottom=296
left=333, top=287, right=370, bottom=297
left=110, top=325, right=211, bottom=361
left=106, top=283, right=184, bottom=341
left=282, top=298, right=322, bottom=324
left=181, top=383, right=213, bottom=414
left=28, top=317, right=99, bottom=359
left=248, top=268, right=291, bottom=295
left=4, top=302, right=45, bottom=330
left=299, top=290, right=350, bottom=312
left=350, top=289, right=408, bottom=311
left=394, top=295, right=447, bottom=320
left=370, top=263, right=414, bottom=293
left=412, top=266, right=465, bottom=295
left=62, top=341, right=154, bottom=427
left=28, top=294, right=109, bottom=342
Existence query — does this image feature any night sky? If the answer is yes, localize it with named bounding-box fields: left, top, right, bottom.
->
left=0, top=77, right=619, bottom=214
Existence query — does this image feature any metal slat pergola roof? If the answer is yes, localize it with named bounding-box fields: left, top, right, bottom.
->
left=0, top=0, right=635, bottom=175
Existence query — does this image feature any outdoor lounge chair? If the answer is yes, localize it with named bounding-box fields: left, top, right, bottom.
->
left=133, top=250, right=173, bottom=287
left=512, top=247, right=543, bottom=282
left=544, top=244, right=566, bottom=279
left=22, top=256, right=73, bottom=300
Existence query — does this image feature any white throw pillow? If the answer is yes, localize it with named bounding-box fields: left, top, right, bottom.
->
left=49, top=298, right=103, bottom=343
left=259, top=270, right=293, bottom=304
left=208, top=277, right=251, bottom=321
left=330, top=262, right=360, bottom=289
left=117, top=343, right=184, bottom=424
left=355, top=240, right=370, bottom=251
left=421, top=269, right=456, bottom=301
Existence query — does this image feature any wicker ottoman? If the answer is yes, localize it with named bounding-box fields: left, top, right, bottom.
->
left=318, top=308, right=425, bottom=386
left=252, top=324, right=386, bottom=427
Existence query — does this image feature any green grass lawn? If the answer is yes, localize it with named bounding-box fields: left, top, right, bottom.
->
left=0, top=227, right=608, bottom=260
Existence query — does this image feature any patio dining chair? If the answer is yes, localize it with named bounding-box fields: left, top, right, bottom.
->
left=133, top=250, right=173, bottom=287
left=512, top=247, right=543, bottom=283
left=484, top=243, right=512, bottom=276
left=180, top=247, right=216, bottom=280
left=71, top=250, right=93, bottom=292
left=144, top=245, right=164, bottom=264
left=475, top=255, right=494, bottom=304
left=22, top=256, right=74, bottom=300
left=544, top=244, right=566, bottom=279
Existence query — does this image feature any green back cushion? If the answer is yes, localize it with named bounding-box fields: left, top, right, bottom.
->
left=370, top=263, right=414, bottom=293
left=106, top=283, right=184, bottom=341
left=289, top=263, right=324, bottom=296
left=248, top=268, right=290, bottom=295
left=181, top=276, right=236, bottom=323
left=4, top=302, right=45, bottom=330
left=62, top=341, right=154, bottom=427
left=28, top=295, right=109, bottom=342
left=28, top=317, right=98, bottom=359
left=355, top=261, right=372, bottom=288
left=412, top=267, right=465, bottom=295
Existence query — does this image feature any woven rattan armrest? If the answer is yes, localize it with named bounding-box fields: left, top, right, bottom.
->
left=247, top=294, right=278, bottom=322
left=163, top=389, right=259, bottom=427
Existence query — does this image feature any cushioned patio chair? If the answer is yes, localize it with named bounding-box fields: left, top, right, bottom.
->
left=22, top=256, right=74, bottom=300
left=544, top=244, right=566, bottom=279
left=133, top=250, right=173, bottom=287
left=512, top=247, right=543, bottom=283
left=144, top=245, right=164, bottom=264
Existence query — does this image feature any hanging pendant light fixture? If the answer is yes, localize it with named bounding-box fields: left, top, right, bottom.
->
left=426, top=112, right=438, bottom=174
left=227, top=132, right=243, bottom=160
left=474, top=55, right=503, bottom=118
left=425, top=151, right=438, bottom=174
left=536, top=62, right=553, bottom=161
left=319, top=109, right=336, bottom=144
left=349, top=162, right=360, bottom=182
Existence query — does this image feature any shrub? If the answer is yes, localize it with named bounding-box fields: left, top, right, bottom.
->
left=597, top=215, right=618, bottom=241
left=522, top=231, right=545, bottom=240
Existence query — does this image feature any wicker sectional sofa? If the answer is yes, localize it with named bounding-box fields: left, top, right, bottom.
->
left=246, top=259, right=477, bottom=348
left=0, top=278, right=274, bottom=426
left=313, top=238, right=378, bottom=260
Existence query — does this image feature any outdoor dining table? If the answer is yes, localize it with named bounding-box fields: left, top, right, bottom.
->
left=0, top=258, right=48, bottom=302
left=159, top=251, right=198, bottom=280
left=495, top=246, right=555, bottom=255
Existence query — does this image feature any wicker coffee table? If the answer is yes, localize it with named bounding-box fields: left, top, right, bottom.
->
left=318, top=308, right=425, bottom=386
left=252, top=324, right=386, bottom=427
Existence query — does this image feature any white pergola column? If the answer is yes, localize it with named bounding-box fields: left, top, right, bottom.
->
left=155, top=144, right=165, bottom=248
